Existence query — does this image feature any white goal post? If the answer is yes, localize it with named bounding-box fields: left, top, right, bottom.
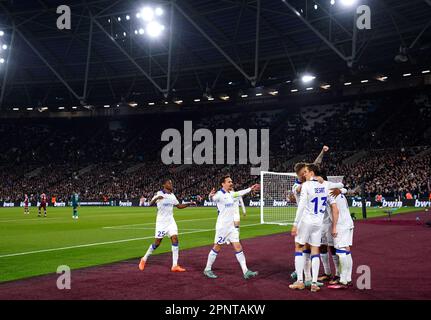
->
left=260, top=171, right=344, bottom=225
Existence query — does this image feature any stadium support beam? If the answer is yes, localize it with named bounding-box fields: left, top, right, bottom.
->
left=350, top=10, right=358, bottom=68
left=253, top=0, right=260, bottom=86
left=173, top=2, right=253, bottom=82
left=281, top=0, right=349, bottom=62
left=83, top=15, right=94, bottom=102
left=409, top=19, right=431, bottom=49
left=13, top=27, right=83, bottom=102
left=91, top=18, right=165, bottom=94
left=166, top=2, right=175, bottom=97
left=0, top=27, right=15, bottom=109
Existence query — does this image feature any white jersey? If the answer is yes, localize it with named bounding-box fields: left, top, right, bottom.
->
left=330, top=193, right=354, bottom=229
left=294, top=180, right=336, bottom=227
left=151, top=190, right=179, bottom=225
left=211, top=188, right=251, bottom=226
left=322, top=182, right=345, bottom=224
left=232, top=194, right=245, bottom=214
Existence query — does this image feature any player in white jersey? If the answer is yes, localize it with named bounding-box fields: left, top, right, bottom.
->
left=203, top=175, right=260, bottom=280
left=327, top=189, right=354, bottom=289
left=289, top=164, right=339, bottom=292
left=318, top=175, right=347, bottom=283
left=139, top=179, right=195, bottom=273
left=290, top=146, right=339, bottom=287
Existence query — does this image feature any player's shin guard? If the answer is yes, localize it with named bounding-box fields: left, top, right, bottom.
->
left=294, top=252, right=305, bottom=282
left=320, top=253, right=331, bottom=276
left=205, top=249, right=218, bottom=271
left=311, top=254, right=320, bottom=284
left=336, top=249, right=349, bottom=284
left=303, top=249, right=312, bottom=282
left=235, top=251, right=248, bottom=274
left=346, top=252, right=353, bottom=282
left=332, top=253, right=340, bottom=277
left=144, top=244, right=157, bottom=261
left=172, top=244, right=179, bottom=267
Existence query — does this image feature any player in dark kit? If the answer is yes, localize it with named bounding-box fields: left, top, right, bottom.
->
left=24, top=194, right=29, bottom=215
left=38, top=193, right=47, bottom=217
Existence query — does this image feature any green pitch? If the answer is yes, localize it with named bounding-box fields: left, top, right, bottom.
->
left=0, top=206, right=421, bottom=283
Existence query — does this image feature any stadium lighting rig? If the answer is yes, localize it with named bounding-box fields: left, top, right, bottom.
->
left=340, top=0, right=358, bottom=6
left=301, top=74, right=316, bottom=84
left=135, top=6, right=166, bottom=38
left=0, top=30, right=9, bottom=66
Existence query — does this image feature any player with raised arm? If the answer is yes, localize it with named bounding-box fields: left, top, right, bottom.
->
left=203, top=175, right=260, bottom=280
left=139, top=179, right=195, bottom=273
left=290, top=145, right=329, bottom=287
left=289, top=164, right=339, bottom=292
left=38, top=193, right=47, bottom=218
left=24, top=194, right=29, bottom=215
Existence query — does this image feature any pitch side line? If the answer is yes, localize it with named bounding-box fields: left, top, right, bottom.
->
left=0, top=223, right=263, bottom=258
left=104, top=227, right=207, bottom=231
left=102, top=213, right=259, bottom=229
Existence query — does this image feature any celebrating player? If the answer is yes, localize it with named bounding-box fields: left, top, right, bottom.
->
left=203, top=175, right=259, bottom=280
left=289, top=164, right=339, bottom=292
left=139, top=179, right=195, bottom=273
left=38, top=193, right=47, bottom=218
left=290, top=145, right=330, bottom=287
left=327, top=188, right=354, bottom=289
left=71, top=192, right=80, bottom=220
left=317, top=176, right=346, bottom=283
left=24, top=194, right=29, bottom=215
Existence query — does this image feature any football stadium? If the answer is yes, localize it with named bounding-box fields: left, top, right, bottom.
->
left=0, top=0, right=430, bottom=307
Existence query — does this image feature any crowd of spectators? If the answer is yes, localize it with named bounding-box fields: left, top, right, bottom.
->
left=0, top=88, right=429, bottom=202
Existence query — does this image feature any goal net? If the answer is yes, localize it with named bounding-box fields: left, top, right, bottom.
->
left=260, top=171, right=344, bottom=225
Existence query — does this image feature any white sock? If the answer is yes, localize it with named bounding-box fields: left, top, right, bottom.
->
left=337, top=252, right=348, bottom=284
left=235, top=251, right=248, bottom=274
left=295, top=252, right=305, bottom=282
left=321, top=253, right=331, bottom=276
left=311, top=254, right=320, bottom=284
left=144, top=244, right=157, bottom=261
left=303, top=250, right=312, bottom=281
left=205, top=249, right=218, bottom=271
left=332, top=254, right=340, bottom=276
left=346, top=252, right=353, bottom=282
left=172, top=244, right=179, bottom=267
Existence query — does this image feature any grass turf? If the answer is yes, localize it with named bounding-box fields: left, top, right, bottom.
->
left=0, top=205, right=421, bottom=283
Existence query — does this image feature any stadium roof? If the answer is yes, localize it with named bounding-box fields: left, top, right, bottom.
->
left=0, top=0, right=430, bottom=110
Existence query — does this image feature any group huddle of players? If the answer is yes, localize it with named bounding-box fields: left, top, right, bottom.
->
left=138, top=145, right=354, bottom=291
